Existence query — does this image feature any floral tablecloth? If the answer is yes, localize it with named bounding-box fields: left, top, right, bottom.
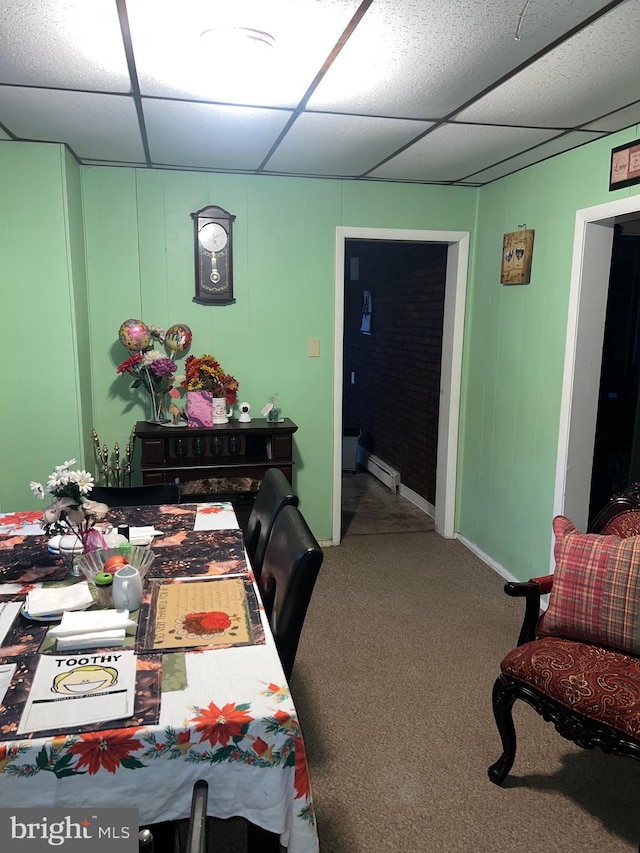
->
left=0, top=502, right=319, bottom=853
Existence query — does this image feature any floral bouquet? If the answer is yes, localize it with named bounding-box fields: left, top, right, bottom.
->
left=116, top=321, right=188, bottom=423
left=117, top=350, right=178, bottom=421
left=182, top=354, right=239, bottom=404
left=30, top=459, right=109, bottom=553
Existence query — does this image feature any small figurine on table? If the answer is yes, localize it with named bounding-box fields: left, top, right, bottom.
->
left=262, top=393, right=283, bottom=423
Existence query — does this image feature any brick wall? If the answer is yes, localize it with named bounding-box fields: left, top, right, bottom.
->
left=343, top=240, right=447, bottom=503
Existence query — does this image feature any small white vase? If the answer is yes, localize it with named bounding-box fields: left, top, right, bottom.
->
left=212, top=397, right=233, bottom=425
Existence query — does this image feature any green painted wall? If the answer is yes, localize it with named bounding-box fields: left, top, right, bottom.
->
left=6, top=129, right=639, bottom=560
left=0, top=143, right=87, bottom=514
left=458, top=127, right=640, bottom=580
left=81, top=169, right=477, bottom=538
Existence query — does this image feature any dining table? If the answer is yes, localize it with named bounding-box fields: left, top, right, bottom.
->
left=0, top=501, right=319, bottom=853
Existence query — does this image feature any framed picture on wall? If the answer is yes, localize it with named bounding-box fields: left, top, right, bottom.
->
left=501, top=229, right=535, bottom=285
left=609, top=138, right=640, bottom=191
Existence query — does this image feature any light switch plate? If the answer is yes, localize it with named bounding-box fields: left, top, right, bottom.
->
left=308, top=338, right=320, bottom=357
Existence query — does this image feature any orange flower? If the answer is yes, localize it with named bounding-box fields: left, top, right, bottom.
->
left=192, top=702, right=253, bottom=747
left=181, top=354, right=238, bottom=403
left=68, top=730, right=143, bottom=775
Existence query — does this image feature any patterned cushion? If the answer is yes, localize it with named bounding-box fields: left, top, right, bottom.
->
left=599, top=509, right=640, bottom=538
left=501, top=636, right=640, bottom=740
left=537, top=516, right=640, bottom=655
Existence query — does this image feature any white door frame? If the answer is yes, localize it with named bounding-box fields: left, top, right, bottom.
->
left=332, top=226, right=470, bottom=545
left=554, top=194, right=640, bottom=542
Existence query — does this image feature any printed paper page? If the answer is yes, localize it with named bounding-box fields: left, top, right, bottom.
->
left=18, top=650, right=137, bottom=734
left=0, top=663, right=16, bottom=706
left=0, top=602, right=23, bottom=646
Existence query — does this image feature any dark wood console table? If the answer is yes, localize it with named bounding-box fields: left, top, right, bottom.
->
left=134, top=419, right=298, bottom=513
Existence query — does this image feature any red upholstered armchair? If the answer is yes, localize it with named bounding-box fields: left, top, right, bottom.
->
left=488, top=485, right=640, bottom=786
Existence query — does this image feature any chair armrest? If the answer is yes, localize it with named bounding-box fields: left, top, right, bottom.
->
left=504, top=575, right=553, bottom=646
left=529, top=574, right=554, bottom=595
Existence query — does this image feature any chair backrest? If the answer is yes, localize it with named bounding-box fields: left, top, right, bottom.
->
left=588, top=483, right=640, bottom=535
left=244, top=469, right=299, bottom=581
left=259, top=504, right=323, bottom=679
left=90, top=482, right=180, bottom=507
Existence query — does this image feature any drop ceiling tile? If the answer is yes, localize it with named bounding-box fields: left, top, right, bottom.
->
left=264, top=112, right=431, bottom=176
left=142, top=99, right=293, bottom=169
left=126, top=0, right=361, bottom=108
left=307, top=0, right=618, bottom=118
left=457, top=3, right=640, bottom=128
left=368, top=123, right=559, bottom=182
left=0, top=0, right=130, bottom=91
left=464, top=130, right=607, bottom=184
left=582, top=102, right=640, bottom=133
left=80, top=159, right=149, bottom=168
left=0, top=88, right=145, bottom=161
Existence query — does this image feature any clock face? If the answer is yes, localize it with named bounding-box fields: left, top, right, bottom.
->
left=199, top=221, right=228, bottom=253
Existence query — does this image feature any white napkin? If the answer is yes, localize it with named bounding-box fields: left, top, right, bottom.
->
left=47, top=609, right=135, bottom=638
left=26, top=582, right=94, bottom=617
left=129, top=526, right=162, bottom=545
left=55, top=629, right=126, bottom=652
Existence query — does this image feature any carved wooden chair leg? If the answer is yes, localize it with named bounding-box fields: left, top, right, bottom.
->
left=488, top=675, right=519, bottom=785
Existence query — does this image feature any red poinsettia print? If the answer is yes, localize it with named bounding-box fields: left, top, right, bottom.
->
left=192, top=701, right=253, bottom=747
left=68, top=730, right=143, bottom=774
left=293, top=735, right=311, bottom=801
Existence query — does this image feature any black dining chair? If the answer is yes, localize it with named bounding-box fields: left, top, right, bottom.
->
left=89, top=482, right=180, bottom=507
left=184, top=780, right=208, bottom=853
left=244, top=469, right=298, bottom=582
left=138, top=780, right=208, bottom=853
left=259, top=504, right=323, bottom=679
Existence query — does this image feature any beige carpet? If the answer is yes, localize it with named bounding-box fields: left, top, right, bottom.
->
left=173, top=529, right=640, bottom=852
left=291, top=532, right=640, bottom=853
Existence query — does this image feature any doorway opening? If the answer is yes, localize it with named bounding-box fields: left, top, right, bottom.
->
left=341, top=238, right=446, bottom=537
left=589, top=218, right=640, bottom=522
left=555, top=195, right=640, bottom=547
left=332, top=226, right=470, bottom=545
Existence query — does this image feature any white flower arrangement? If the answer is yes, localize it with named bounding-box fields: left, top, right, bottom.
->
left=30, top=459, right=109, bottom=547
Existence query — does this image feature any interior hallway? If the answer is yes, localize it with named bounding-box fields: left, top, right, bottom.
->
left=341, top=468, right=435, bottom=537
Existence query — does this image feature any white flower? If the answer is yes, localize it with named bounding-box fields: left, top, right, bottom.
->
left=41, top=496, right=76, bottom=527
left=82, top=498, right=109, bottom=519
left=149, top=324, right=166, bottom=343
left=32, top=461, right=104, bottom=536
left=68, top=470, right=94, bottom=495
left=141, top=350, right=163, bottom=366
left=30, top=481, right=45, bottom=500
left=47, top=470, right=70, bottom=491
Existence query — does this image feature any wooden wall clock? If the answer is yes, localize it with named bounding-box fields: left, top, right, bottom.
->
left=191, top=205, right=236, bottom=305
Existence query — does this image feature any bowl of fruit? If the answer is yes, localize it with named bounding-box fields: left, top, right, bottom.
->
left=75, top=545, right=156, bottom=586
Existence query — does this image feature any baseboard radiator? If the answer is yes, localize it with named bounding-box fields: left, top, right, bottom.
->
left=357, top=449, right=401, bottom=492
